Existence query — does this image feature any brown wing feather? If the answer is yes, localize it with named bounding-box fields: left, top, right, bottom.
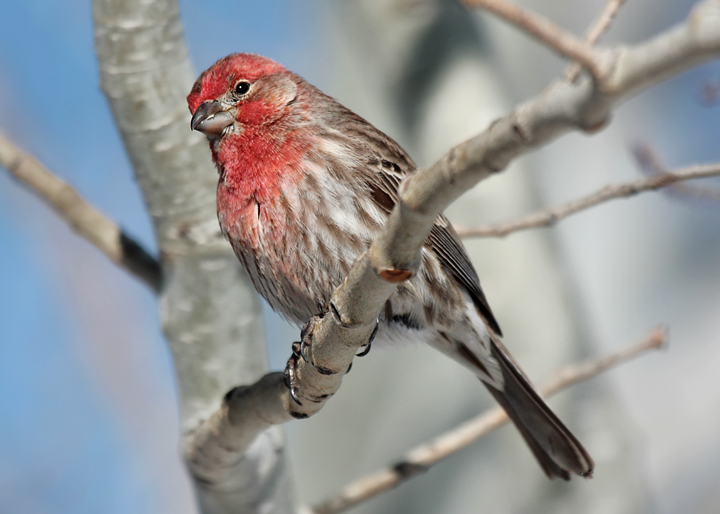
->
left=339, top=114, right=502, bottom=335
left=426, top=218, right=502, bottom=335
left=315, top=94, right=502, bottom=334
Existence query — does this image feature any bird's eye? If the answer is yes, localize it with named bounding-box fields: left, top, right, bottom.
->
left=234, top=81, right=251, bottom=97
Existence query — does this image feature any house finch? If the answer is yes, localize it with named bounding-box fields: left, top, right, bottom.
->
left=188, top=53, right=594, bottom=480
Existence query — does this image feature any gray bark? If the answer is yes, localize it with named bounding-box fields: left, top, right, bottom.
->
left=92, top=0, right=295, bottom=512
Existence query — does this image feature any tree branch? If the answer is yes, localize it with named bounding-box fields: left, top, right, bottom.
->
left=633, top=143, right=720, bottom=204
left=584, top=0, right=627, bottom=46
left=0, top=132, right=161, bottom=292
left=310, top=327, right=666, bottom=514
left=464, top=0, right=606, bottom=79
left=186, top=0, right=720, bottom=484
left=566, top=0, right=627, bottom=82
left=454, top=159, right=720, bottom=238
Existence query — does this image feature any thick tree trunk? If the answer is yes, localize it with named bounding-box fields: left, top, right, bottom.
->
left=92, top=0, right=296, bottom=512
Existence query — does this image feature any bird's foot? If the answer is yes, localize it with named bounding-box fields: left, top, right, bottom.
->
left=298, top=316, right=316, bottom=364
left=284, top=344, right=303, bottom=406
left=288, top=310, right=376, bottom=387
left=356, top=322, right=378, bottom=357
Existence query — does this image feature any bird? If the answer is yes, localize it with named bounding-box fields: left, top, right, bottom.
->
left=187, top=52, right=594, bottom=480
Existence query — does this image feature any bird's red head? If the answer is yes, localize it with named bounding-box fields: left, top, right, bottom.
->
left=188, top=53, right=313, bottom=200
left=188, top=53, right=298, bottom=140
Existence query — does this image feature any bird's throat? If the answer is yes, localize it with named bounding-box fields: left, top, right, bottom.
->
left=215, top=127, right=309, bottom=204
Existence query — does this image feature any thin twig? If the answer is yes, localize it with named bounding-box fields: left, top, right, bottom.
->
left=584, top=0, right=626, bottom=46
left=465, top=0, right=605, bottom=79
left=0, top=132, right=162, bottom=292
left=633, top=143, right=720, bottom=205
left=566, top=0, right=627, bottom=82
left=310, top=327, right=667, bottom=514
left=454, top=161, right=720, bottom=238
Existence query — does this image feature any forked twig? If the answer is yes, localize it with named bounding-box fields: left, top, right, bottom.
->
left=465, top=0, right=605, bottom=79
left=455, top=160, right=720, bottom=238
left=633, top=143, right=720, bottom=205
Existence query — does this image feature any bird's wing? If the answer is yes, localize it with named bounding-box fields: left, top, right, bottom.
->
left=330, top=107, right=502, bottom=336
left=425, top=217, right=502, bottom=336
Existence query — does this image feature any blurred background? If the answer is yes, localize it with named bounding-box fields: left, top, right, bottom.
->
left=1, top=0, right=719, bottom=513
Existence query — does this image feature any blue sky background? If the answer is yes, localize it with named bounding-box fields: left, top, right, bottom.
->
left=0, top=1, right=314, bottom=513
left=2, top=1, right=720, bottom=513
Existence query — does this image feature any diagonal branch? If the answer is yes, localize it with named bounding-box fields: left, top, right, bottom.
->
left=454, top=160, right=720, bottom=238
left=464, top=0, right=606, bottom=79
left=0, top=132, right=162, bottom=292
left=310, top=327, right=667, bottom=514
left=582, top=0, right=627, bottom=46
left=566, top=0, right=628, bottom=82
left=186, top=0, right=720, bottom=488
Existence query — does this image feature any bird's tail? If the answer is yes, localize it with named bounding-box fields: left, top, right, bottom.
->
left=483, top=337, right=594, bottom=480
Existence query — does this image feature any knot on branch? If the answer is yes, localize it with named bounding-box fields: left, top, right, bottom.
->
left=511, top=121, right=531, bottom=144
left=378, top=268, right=414, bottom=283
left=222, top=385, right=247, bottom=406
left=392, top=461, right=429, bottom=480
left=579, top=114, right=611, bottom=134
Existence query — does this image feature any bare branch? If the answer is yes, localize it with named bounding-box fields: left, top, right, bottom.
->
left=0, top=132, right=161, bottom=292
left=584, top=0, right=627, bottom=46
left=310, top=328, right=667, bottom=514
left=186, top=0, right=720, bottom=470
left=464, top=0, right=605, bottom=79
left=566, top=0, right=627, bottom=82
left=633, top=143, right=720, bottom=204
left=455, top=160, right=720, bottom=238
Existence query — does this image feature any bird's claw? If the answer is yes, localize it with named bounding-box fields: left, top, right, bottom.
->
left=284, top=343, right=303, bottom=406
left=284, top=315, right=324, bottom=404
left=356, top=342, right=371, bottom=357
left=297, top=315, right=320, bottom=364
left=300, top=340, right=311, bottom=363
left=299, top=330, right=313, bottom=364
left=287, top=314, right=375, bottom=386
left=356, top=322, right=379, bottom=357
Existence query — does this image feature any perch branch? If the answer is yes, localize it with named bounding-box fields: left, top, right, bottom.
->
left=454, top=159, right=720, bottom=238
left=310, top=327, right=667, bottom=514
left=0, top=132, right=161, bottom=292
left=186, top=0, right=720, bottom=489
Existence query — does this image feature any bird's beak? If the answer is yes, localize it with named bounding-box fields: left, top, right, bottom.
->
left=191, top=100, right=234, bottom=137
